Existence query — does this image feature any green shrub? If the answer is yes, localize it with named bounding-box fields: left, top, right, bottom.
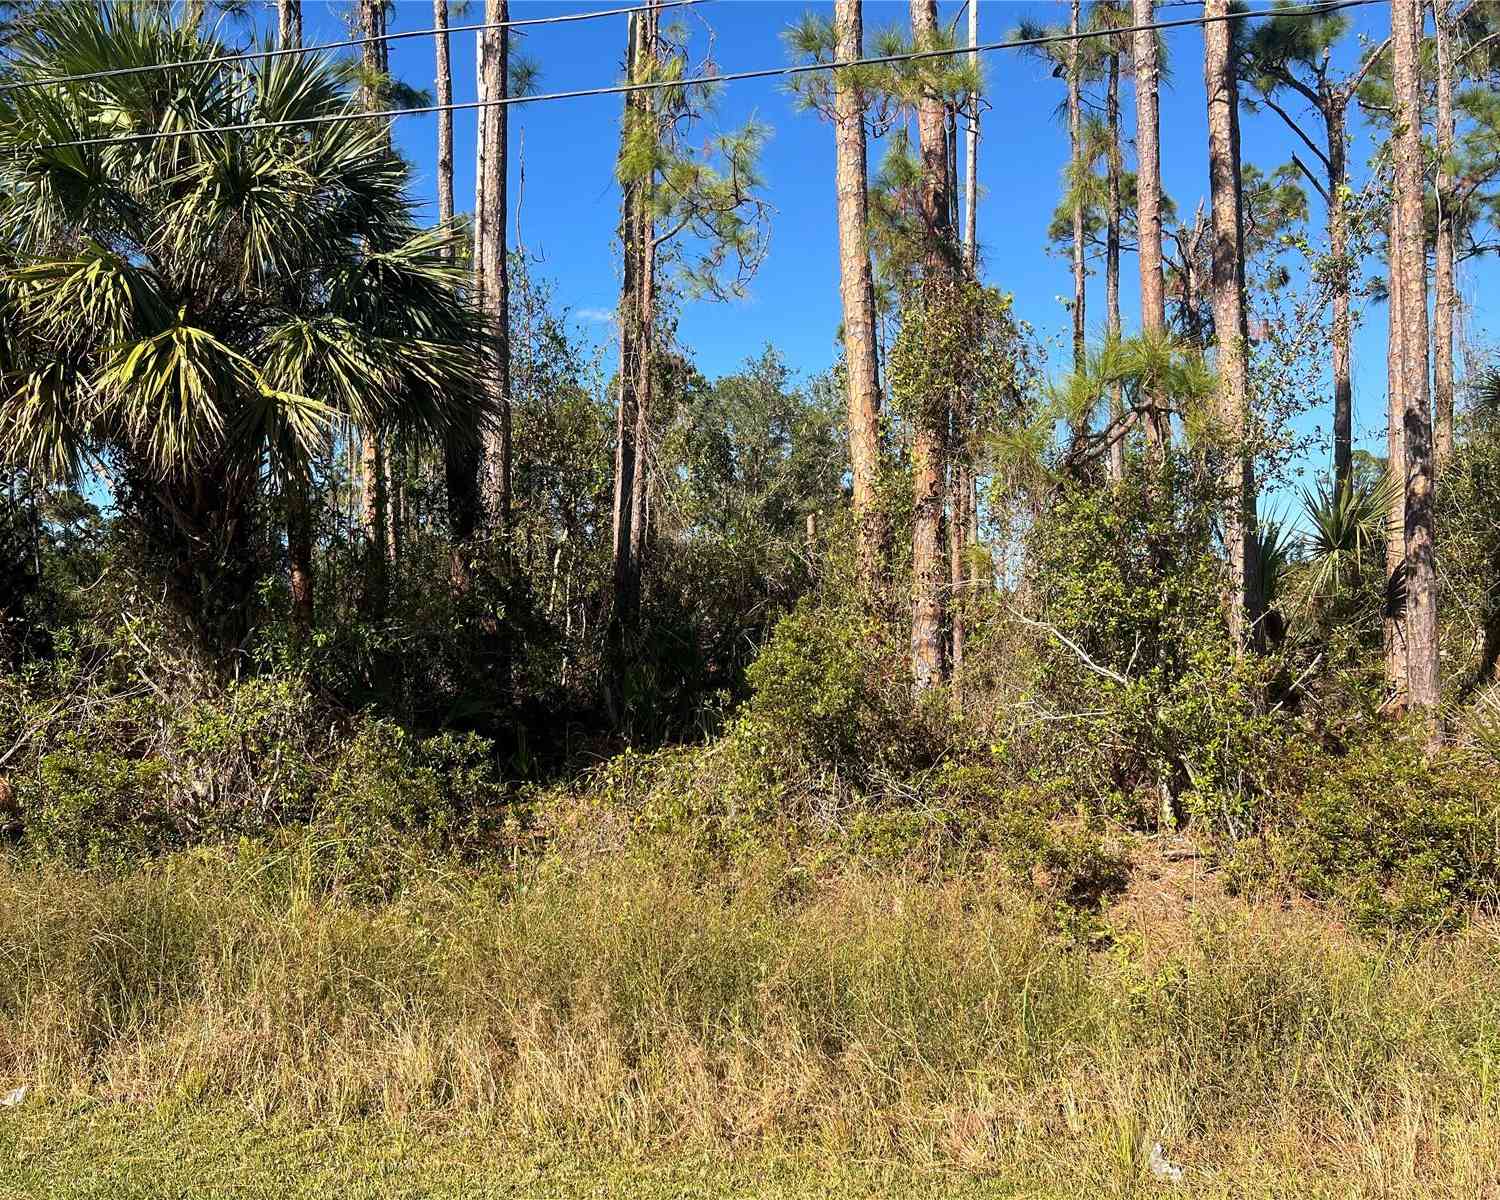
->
left=311, top=722, right=507, bottom=898
left=1242, top=731, right=1500, bottom=929
left=24, top=735, right=171, bottom=865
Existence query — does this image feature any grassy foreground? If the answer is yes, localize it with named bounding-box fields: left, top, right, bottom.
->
left=3, top=844, right=1500, bottom=1197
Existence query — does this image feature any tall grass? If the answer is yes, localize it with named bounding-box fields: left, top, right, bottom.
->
left=2, top=843, right=1500, bottom=1193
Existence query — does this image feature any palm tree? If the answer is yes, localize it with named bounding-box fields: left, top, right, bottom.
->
left=0, top=2, right=485, bottom=657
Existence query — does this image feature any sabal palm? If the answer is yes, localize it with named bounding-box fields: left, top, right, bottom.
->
left=0, top=2, right=485, bottom=649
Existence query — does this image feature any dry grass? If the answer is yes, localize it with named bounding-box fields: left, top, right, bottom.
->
left=2, top=843, right=1500, bottom=1195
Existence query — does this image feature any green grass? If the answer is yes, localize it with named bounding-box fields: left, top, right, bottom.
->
left=1, top=1105, right=1050, bottom=1200
left=4, top=843, right=1500, bottom=1197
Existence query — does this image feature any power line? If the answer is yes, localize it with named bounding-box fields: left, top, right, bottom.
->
left=7, top=0, right=1383, bottom=156
left=0, top=0, right=707, bottom=96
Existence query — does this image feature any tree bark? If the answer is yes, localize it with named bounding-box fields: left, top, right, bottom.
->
left=1434, top=0, right=1457, bottom=466
left=1068, top=0, right=1086, bottom=377
left=1393, top=0, right=1439, bottom=728
left=276, top=0, right=314, bottom=644
left=1205, top=0, right=1260, bottom=648
left=434, top=1, right=454, bottom=239
left=1385, top=197, right=1409, bottom=698
left=435, top=0, right=480, bottom=595
left=478, top=0, right=511, bottom=535
left=909, top=0, right=954, bottom=696
left=963, top=0, right=979, bottom=276
left=1133, top=0, right=1167, bottom=454
left=626, top=6, right=660, bottom=588
left=277, top=0, right=300, bottom=50
left=949, top=0, right=981, bottom=681
left=834, top=0, right=886, bottom=582
left=1106, top=44, right=1124, bottom=482
left=1327, top=99, right=1354, bottom=491
left=357, top=0, right=388, bottom=619
left=607, top=11, right=648, bottom=713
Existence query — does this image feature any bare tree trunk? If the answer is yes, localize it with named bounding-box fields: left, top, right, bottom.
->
left=963, top=0, right=979, bottom=275
left=1133, top=0, right=1167, bottom=455
left=286, top=469, right=314, bottom=645
left=357, top=0, right=388, bottom=618
left=834, top=0, right=886, bottom=582
left=435, top=0, right=479, bottom=595
left=1385, top=200, right=1409, bottom=699
left=479, top=0, right=511, bottom=534
left=962, top=0, right=982, bottom=604
left=1322, top=102, right=1355, bottom=491
left=276, top=0, right=314, bottom=644
left=625, top=4, right=659, bottom=620
left=910, top=0, right=954, bottom=696
left=434, top=2, right=454, bottom=239
left=629, top=174, right=655, bottom=582
left=1106, top=45, right=1124, bottom=482
left=1205, top=0, right=1259, bottom=648
left=1393, top=0, right=1439, bottom=730
left=277, top=0, right=300, bottom=49
left=1434, top=0, right=1457, bottom=466
left=607, top=11, right=648, bottom=715
left=1068, top=0, right=1086, bottom=377
left=948, top=0, right=981, bottom=682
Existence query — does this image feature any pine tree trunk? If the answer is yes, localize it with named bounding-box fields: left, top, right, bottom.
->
left=607, top=11, right=647, bottom=715
left=1434, top=0, right=1457, bottom=466
left=1106, top=46, right=1124, bottom=482
left=833, top=0, right=886, bottom=583
left=435, top=0, right=480, bottom=595
left=1393, top=0, right=1439, bottom=729
left=434, top=1, right=454, bottom=236
left=629, top=177, right=655, bottom=584
left=1385, top=199, right=1409, bottom=699
left=963, top=0, right=979, bottom=276
left=1327, top=100, right=1354, bottom=491
left=626, top=6, right=659, bottom=589
left=357, top=0, right=388, bottom=618
left=276, top=0, right=314, bottom=644
left=1068, top=0, right=1086, bottom=377
left=963, top=0, right=982, bottom=602
left=1205, top=0, right=1259, bottom=648
left=1133, top=0, right=1167, bottom=455
left=909, top=0, right=954, bottom=696
left=277, top=0, right=300, bottom=49
left=479, top=0, right=511, bottom=534
left=948, top=0, right=980, bottom=681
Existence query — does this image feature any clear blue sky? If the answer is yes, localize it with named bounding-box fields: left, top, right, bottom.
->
left=271, top=0, right=1495, bottom=486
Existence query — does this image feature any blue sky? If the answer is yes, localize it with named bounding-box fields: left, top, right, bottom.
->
left=270, top=0, right=1495, bottom=486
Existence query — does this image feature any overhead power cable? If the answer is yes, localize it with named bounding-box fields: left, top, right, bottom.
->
left=9, top=0, right=1383, bottom=155
left=0, top=0, right=707, bottom=96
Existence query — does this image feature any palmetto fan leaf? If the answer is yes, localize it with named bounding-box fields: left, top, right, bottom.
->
left=95, top=321, right=259, bottom=476
left=1253, top=512, right=1298, bottom=610
left=9, top=246, right=168, bottom=350
left=0, top=1, right=481, bottom=488
left=1299, top=470, right=1397, bottom=599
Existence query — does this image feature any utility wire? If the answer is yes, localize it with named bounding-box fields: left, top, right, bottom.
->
left=0, top=0, right=707, bottom=96
left=7, top=0, right=1382, bottom=155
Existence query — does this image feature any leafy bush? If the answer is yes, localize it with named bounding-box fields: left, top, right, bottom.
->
left=312, top=723, right=507, bottom=899
left=985, top=463, right=1294, bottom=826
left=1236, top=730, right=1500, bottom=929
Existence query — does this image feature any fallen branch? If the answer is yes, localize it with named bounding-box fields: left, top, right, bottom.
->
left=1009, top=607, right=1132, bottom=687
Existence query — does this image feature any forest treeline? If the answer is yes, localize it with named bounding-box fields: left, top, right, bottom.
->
left=0, top=0, right=1498, bottom=930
